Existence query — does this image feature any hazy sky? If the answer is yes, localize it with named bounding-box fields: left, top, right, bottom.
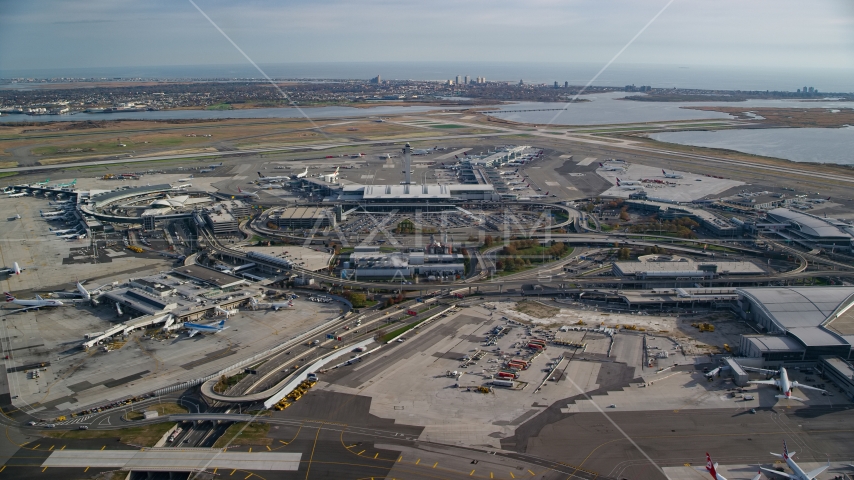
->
left=1, top=0, right=852, bottom=73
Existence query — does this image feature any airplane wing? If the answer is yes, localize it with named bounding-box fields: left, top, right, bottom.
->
left=188, top=329, right=199, bottom=338
left=803, top=464, right=829, bottom=480
left=748, top=379, right=778, bottom=386
left=759, top=467, right=795, bottom=480
left=791, top=381, right=826, bottom=393
left=741, top=366, right=778, bottom=375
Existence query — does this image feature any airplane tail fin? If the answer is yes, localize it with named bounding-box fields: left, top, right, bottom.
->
left=258, top=172, right=266, bottom=178
left=705, top=453, right=717, bottom=478
left=36, top=294, right=43, bottom=301
left=4, top=293, right=14, bottom=302
left=219, top=320, right=226, bottom=327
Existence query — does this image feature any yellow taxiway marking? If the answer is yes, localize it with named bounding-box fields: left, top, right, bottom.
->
left=397, top=456, right=402, bottom=463
left=0, top=465, right=6, bottom=472
left=490, top=473, right=494, bottom=478
left=374, top=453, right=379, bottom=459
left=528, top=470, right=536, bottom=476
left=266, top=446, right=271, bottom=451
left=48, top=445, right=54, bottom=451
left=470, top=469, right=475, bottom=476
left=84, top=466, right=89, bottom=472
left=244, top=474, right=253, bottom=480
left=433, top=462, right=438, bottom=468
left=248, top=448, right=252, bottom=453
left=33, top=444, right=40, bottom=449
left=279, top=441, right=288, bottom=445
left=213, top=468, right=218, bottom=474
left=60, top=445, right=65, bottom=450
left=100, top=446, right=105, bottom=451
left=358, top=450, right=365, bottom=455
left=230, top=469, right=237, bottom=476
left=41, top=467, right=47, bottom=472
left=510, top=472, right=515, bottom=479
left=415, top=458, right=420, bottom=465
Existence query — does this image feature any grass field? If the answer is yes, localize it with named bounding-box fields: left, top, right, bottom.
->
left=45, top=422, right=175, bottom=447
left=213, top=422, right=271, bottom=448
left=125, top=402, right=188, bottom=421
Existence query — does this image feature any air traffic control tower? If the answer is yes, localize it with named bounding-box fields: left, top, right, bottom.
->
left=402, top=142, right=412, bottom=185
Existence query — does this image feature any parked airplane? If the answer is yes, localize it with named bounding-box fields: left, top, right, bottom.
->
left=178, top=175, right=194, bottom=182
left=40, top=210, right=65, bottom=217
left=34, top=178, right=50, bottom=186
left=257, top=172, right=291, bottom=183
left=615, top=178, right=641, bottom=185
left=184, top=319, right=228, bottom=337
left=59, top=233, right=81, bottom=239
left=598, top=162, right=626, bottom=172
left=250, top=297, right=293, bottom=311
left=51, top=281, right=109, bottom=300
left=295, top=167, right=309, bottom=179
left=209, top=163, right=223, bottom=168
left=413, top=148, right=434, bottom=155
left=50, top=228, right=78, bottom=235
left=0, top=262, right=23, bottom=276
left=237, top=187, right=260, bottom=199
left=4, top=292, right=64, bottom=310
left=350, top=153, right=364, bottom=158
left=699, top=452, right=760, bottom=480
left=54, top=179, right=77, bottom=188
left=7, top=192, right=26, bottom=198
left=66, top=234, right=87, bottom=241
left=746, top=366, right=826, bottom=400
left=616, top=180, right=643, bottom=190
left=759, top=441, right=828, bottom=480
left=662, top=169, right=684, bottom=179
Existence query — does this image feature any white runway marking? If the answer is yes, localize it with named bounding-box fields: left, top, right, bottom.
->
left=578, top=157, right=597, bottom=166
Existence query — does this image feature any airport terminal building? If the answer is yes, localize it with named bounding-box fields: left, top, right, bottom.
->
left=735, top=286, right=854, bottom=363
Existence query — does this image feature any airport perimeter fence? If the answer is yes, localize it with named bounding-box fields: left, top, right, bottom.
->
left=153, top=314, right=346, bottom=397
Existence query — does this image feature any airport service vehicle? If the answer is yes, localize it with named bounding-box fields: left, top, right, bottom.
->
left=699, top=453, right=760, bottom=480
left=758, top=441, right=829, bottom=480
left=747, top=366, right=826, bottom=400
left=4, top=292, right=64, bottom=310
left=598, top=162, right=626, bottom=172
left=662, top=169, right=683, bottom=179
left=183, top=319, right=228, bottom=337
left=0, top=262, right=23, bottom=276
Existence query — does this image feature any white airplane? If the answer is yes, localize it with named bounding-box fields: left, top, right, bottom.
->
left=50, top=228, right=77, bottom=235
left=616, top=180, right=643, bottom=190
left=0, top=262, right=23, bottom=276
left=34, top=178, right=50, bottom=186
left=257, top=171, right=292, bottom=183
left=54, top=179, right=77, bottom=188
left=662, top=169, right=683, bottom=179
left=295, top=167, right=309, bottom=179
left=51, top=281, right=107, bottom=300
left=178, top=175, right=194, bottom=182
left=249, top=297, right=293, bottom=311
left=4, top=292, right=64, bottom=310
left=237, top=187, right=260, bottom=199
left=40, top=210, right=65, bottom=217
left=66, top=234, right=86, bottom=241
left=759, top=441, right=828, bottom=480
left=184, top=319, right=228, bottom=337
left=615, top=177, right=641, bottom=185
left=350, top=153, right=364, bottom=158
left=214, top=306, right=238, bottom=318
left=7, top=192, right=26, bottom=198
left=413, top=149, right=433, bottom=155
left=598, top=162, right=626, bottom=172
left=698, top=452, right=760, bottom=480
left=747, top=367, right=826, bottom=401
left=59, top=233, right=81, bottom=239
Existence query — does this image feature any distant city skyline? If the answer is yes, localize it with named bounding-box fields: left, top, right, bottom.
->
left=1, top=0, right=852, bottom=75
